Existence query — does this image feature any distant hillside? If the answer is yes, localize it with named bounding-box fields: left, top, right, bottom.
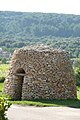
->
left=0, top=11, right=80, bottom=57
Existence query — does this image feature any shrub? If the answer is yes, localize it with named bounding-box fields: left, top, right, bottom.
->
left=0, top=97, right=11, bottom=120
left=0, top=77, right=5, bottom=83
left=73, top=58, right=80, bottom=86
left=74, top=67, right=80, bottom=86
left=2, top=58, right=7, bottom=64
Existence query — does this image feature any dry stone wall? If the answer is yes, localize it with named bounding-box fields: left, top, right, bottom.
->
left=3, top=45, right=77, bottom=100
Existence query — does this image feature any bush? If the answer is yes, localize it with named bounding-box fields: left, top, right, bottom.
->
left=73, top=58, right=80, bottom=86
left=0, top=97, right=11, bottom=120
left=74, top=67, right=80, bottom=86
left=2, top=58, right=7, bottom=64
left=0, top=77, right=5, bottom=83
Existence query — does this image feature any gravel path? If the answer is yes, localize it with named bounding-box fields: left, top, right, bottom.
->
left=7, top=105, right=80, bottom=120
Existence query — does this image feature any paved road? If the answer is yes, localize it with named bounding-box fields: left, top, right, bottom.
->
left=7, top=105, right=80, bottom=120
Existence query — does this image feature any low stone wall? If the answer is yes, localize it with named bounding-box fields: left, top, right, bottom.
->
left=3, top=45, right=77, bottom=100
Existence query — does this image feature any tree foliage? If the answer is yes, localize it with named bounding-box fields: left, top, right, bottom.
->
left=0, top=11, right=80, bottom=57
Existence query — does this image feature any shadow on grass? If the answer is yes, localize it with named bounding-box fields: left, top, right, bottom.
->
left=28, top=99, right=80, bottom=108
left=12, top=99, right=80, bottom=108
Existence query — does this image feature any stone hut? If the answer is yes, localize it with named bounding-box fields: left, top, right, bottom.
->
left=3, top=45, right=77, bottom=100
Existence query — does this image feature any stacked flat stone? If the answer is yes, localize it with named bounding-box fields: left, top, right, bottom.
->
left=3, top=45, right=77, bottom=100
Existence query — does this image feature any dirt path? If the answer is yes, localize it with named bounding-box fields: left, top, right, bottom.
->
left=7, top=105, right=80, bottom=120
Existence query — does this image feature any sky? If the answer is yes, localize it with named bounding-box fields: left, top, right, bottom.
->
left=0, top=0, right=80, bottom=15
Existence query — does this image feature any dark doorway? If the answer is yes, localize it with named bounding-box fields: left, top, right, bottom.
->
left=14, top=68, right=25, bottom=100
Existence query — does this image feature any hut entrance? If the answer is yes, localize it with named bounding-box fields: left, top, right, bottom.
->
left=14, top=68, right=25, bottom=100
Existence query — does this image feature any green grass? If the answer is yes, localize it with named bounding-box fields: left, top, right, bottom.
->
left=0, top=64, right=9, bottom=80
left=11, top=99, right=80, bottom=108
